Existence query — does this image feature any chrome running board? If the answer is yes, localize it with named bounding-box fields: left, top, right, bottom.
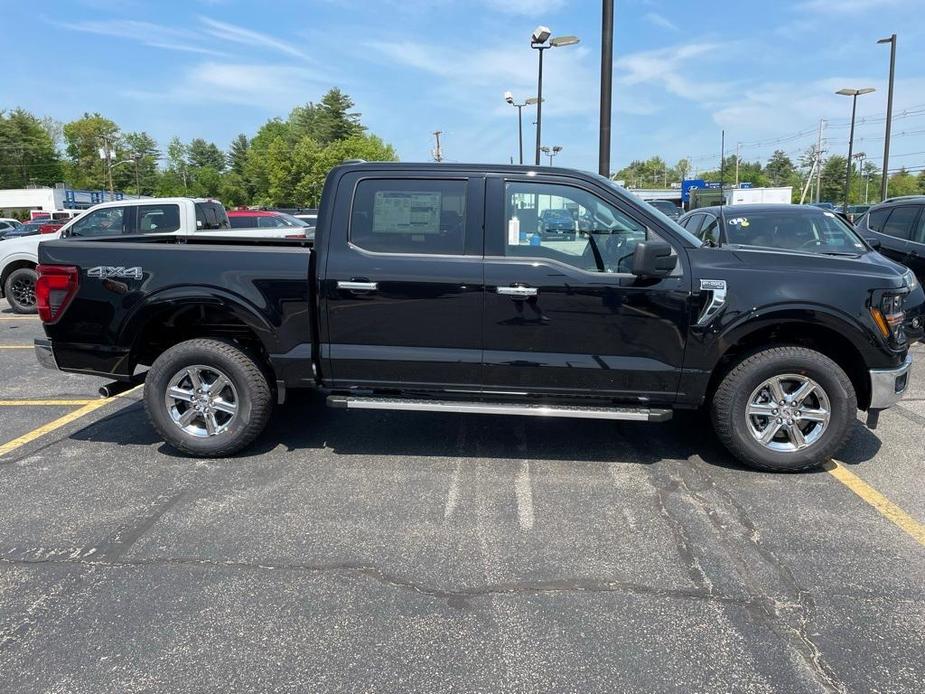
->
left=326, top=396, right=672, bottom=422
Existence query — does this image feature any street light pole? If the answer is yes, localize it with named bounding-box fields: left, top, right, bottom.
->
left=531, top=27, right=580, bottom=166
left=505, top=93, right=540, bottom=165
left=878, top=34, right=896, bottom=200
left=836, top=88, right=876, bottom=213
left=541, top=145, right=563, bottom=166
left=598, top=0, right=614, bottom=177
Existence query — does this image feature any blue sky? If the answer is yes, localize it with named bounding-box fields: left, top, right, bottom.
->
left=4, top=0, right=925, bottom=175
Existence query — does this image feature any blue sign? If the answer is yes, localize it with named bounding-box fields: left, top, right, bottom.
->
left=739, top=182, right=753, bottom=189
left=681, top=178, right=705, bottom=203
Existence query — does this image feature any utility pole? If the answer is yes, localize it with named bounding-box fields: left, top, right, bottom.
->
left=719, top=130, right=725, bottom=205
left=853, top=152, right=866, bottom=206
left=431, top=131, right=443, bottom=163
left=878, top=34, right=896, bottom=200
left=598, top=0, right=614, bottom=177
left=815, top=119, right=825, bottom=203
left=735, top=142, right=741, bottom=187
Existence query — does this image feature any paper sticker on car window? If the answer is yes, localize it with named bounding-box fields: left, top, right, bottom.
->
left=728, top=217, right=749, bottom=228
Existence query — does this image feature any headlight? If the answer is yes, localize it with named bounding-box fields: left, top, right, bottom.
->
left=902, top=268, right=919, bottom=291
left=870, top=291, right=907, bottom=344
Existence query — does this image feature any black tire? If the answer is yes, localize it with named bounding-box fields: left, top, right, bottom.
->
left=4, top=267, right=38, bottom=314
left=144, top=339, right=272, bottom=457
left=711, top=346, right=857, bottom=472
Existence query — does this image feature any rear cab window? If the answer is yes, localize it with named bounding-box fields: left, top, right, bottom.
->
left=136, top=204, right=181, bottom=234
left=195, top=202, right=229, bottom=230
left=350, top=178, right=467, bottom=255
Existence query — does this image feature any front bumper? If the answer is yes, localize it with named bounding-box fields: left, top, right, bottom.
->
left=34, top=338, right=57, bottom=370
left=869, top=355, right=912, bottom=410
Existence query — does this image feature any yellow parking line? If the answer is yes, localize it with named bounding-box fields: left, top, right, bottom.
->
left=825, top=461, right=925, bottom=547
left=0, top=399, right=97, bottom=406
left=0, top=384, right=144, bottom=458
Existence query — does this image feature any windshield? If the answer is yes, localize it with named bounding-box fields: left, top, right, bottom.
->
left=597, top=176, right=702, bottom=247
left=723, top=210, right=868, bottom=255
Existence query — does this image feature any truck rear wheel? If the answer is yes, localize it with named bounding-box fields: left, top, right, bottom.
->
left=711, top=346, right=857, bottom=472
left=144, top=339, right=272, bottom=457
left=4, top=267, right=38, bottom=314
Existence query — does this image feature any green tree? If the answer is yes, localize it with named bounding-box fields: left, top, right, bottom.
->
left=63, top=113, right=120, bottom=189
left=820, top=155, right=847, bottom=203
left=0, top=108, right=62, bottom=187
left=916, top=170, right=925, bottom=194
left=119, top=131, right=160, bottom=195
left=164, top=137, right=190, bottom=193
left=227, top=134, right=249, bottom=174
left=887, top=168, right=920, bottom=197
left=188, top=138, right=226, bottom=172
left=190, top=166, right=223, bottom=198
left=765, top=150, right=796, bottom=186
left=290, top=88, right=365, bottom=146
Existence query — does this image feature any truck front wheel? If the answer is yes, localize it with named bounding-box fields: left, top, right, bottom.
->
left=711, top=346, right=857, bottom=472
left=144, top=339, right=272, bottom=457
left=4, top=268, right=38, bottom=314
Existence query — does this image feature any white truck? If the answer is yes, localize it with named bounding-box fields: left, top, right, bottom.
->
left=724, top=186, right=793, bottom=206
left=0, top=197, right=302, bottom=313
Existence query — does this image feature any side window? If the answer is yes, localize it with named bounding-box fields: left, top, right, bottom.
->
left=136, top=204, right=180, bottom=234
left=866, top=207, right=890, bottom=231
left=913, top=206, right=925, bottom=245
left=700, top=215, right=719, bottom=245
left=350, top=179, right=467, bottom=255
left=258, top=216, right=286, bottom=228
left=682, top=214, right=702, bottom=232
left=881, top=206, right=918, bottom=240
left=68, top=207, right=126, bottom=238
left=503, top=181, right=648, bottom=274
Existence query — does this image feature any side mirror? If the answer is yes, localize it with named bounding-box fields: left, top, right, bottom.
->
left=866, top=236, right=882, bottom=250
left=632, top=240, right=677, bottom=278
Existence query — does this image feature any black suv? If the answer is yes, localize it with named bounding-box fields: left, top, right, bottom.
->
left=855, top=196, right=925, bottom=281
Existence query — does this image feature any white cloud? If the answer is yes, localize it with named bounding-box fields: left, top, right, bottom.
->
left=798, top=0, right=909, bottom=12
left=616, top=42, right=730, bottom=101
left=124, top=62, right=328, bottom=108
left=198, top=16, right=310, bottom=61
left=643, top=12, right=680, bottom=32
left=58, top=19, right=230, bottom=57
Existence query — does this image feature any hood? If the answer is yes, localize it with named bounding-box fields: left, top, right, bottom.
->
left=726, top=247, right=909, bottom=290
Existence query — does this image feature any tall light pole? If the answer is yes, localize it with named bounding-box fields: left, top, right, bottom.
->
left=599, top=0, right=614, bottom=177
left=505, top=92, right=540, bottom=165
left=531, top=27, right=580, bottom=166
left=541, top=145, right=563, bottom=166
left=877, top=34, right=896, bottom=200
left=836, top=87, right=876, bottom=212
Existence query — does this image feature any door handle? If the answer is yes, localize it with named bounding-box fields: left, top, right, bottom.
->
left=497, top=285, right=538, bottom=298
left=337, top=281, right=378, bottom=291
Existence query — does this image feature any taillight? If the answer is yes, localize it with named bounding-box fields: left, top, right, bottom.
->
left=36, top=265, right=79, bottom=324
left=39, top=223, right=58, bottom=234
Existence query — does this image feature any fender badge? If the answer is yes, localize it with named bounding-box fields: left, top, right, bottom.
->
left=700, top=279, right=726, bottom=291
left=88, top=266, right=143, bottom=280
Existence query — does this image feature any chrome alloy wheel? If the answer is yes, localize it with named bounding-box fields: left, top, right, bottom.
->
left=746, top=374, right=831, bottom=452
left=165, top=365, right=238, bottom=438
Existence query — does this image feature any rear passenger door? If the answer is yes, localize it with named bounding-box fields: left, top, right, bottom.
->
left=322, top=173, right=485, bottom=391
left=905, top=205, right=925, bottom=280
left=870, top=206, right=918, bottom=264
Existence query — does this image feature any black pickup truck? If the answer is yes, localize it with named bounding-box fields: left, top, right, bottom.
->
left=33, top=163, right=918, bottom=472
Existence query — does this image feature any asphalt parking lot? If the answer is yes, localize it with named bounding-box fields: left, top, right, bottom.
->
left=0, top=298, right=923, bottom=693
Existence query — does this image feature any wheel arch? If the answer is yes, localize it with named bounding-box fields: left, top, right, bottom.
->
left=0, top=259, right=37, bottom=298
left=706, top=311, right=875, bottom=410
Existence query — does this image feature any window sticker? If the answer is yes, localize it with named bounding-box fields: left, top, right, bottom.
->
left=727, top=217, right=750, bottom=228
left=373, top=191, right=442, bottom=234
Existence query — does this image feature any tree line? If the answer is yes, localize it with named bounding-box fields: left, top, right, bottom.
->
left=614, top=149, right=925, bottom=204
left=0, top=88, right=397, bottom=208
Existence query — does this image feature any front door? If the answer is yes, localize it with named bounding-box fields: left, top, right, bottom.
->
left=323, top=174, right=484, bottom=391
left=481, top=175, right=690, bottom=404
left=903, top=205, right=925, bottom=280
left=871, top=205, right=919, bottom=265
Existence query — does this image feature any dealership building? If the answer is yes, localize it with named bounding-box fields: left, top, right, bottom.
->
left=0, top=185, right=146, bottom=217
